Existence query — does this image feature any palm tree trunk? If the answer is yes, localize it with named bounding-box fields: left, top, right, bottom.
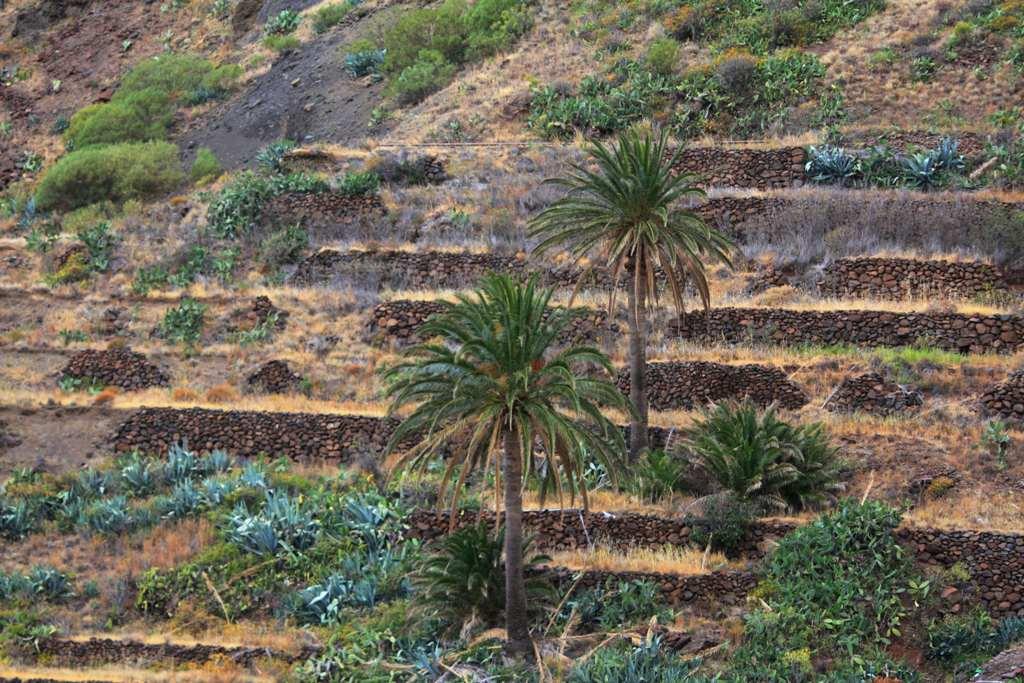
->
left=502, top=425, right=532, bottom=658
left=628, top=272, right=649, bottom=461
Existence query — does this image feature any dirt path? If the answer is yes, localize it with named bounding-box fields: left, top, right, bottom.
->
left=0, top=404, right=124, bottom=477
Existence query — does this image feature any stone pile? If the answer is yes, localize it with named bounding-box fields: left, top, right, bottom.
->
left=224, top=296, right=288, bottom=333
left=373, top=152, right=448, bottom=185
left=367, top=300, right=614, bottom=346
left=35, top=637, right=319, bottom=669
left=979, top=370, right=1024, bottom=420
left=824, top=372, right=923, bottom=415
left=819, top=257, right=1008, bottom=300
left=674, top=307, right=1024, bottom=354
left=616, top=361, right=808, bottom=411
left=60, top=348, right=169, bottom=391
left=112, top=407, right=402, bottom=460
left=671, top=147, right=806, bottom=189
left=693, top=196, right=787, bottom=234
left=406, top=509, right=796, bottom=557
left=540, top=566, right=757, bottom=610
left=843, top=130, right=986, bottom=157
left=260, top=190, right=385, bottom=230
left=246, top=360, right=304, bottom=394
left=897, top=526, right=1024, bottom=617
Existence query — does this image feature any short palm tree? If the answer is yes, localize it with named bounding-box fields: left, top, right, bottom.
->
left=383, top=274, right=627, bottom=657
left=529, top=128, right=733, bottom=460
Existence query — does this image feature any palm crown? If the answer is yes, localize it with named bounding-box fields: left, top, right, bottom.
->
left=383, top=274, right=627, bottom=516
left=529, top=127, right=733, bottom=314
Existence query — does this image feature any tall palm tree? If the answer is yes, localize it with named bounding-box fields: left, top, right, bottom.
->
left=529, top=128, right=733, bottom=460
left=383, top=274, right=627, bottom=658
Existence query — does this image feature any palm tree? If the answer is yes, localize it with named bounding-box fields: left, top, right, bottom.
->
left=383, top=274, right=627, bottom=658
left=529, top=128, right=733, bottom=460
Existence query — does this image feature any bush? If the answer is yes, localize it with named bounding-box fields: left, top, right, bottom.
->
left=714, top=51, right=758, bottom=96
left=568, top=638, right=700, bottom=682
left=259, top=224, right=308, bottom=269
left=263, top=35, right=301, bottom=51
left=65, top=89, right=173, bottom=149
left=256, top=140, right=296, bottom=174
left=160, top=298, right=206, bottom=347
left=630, top=449, right=687, bottom=502
left=345, top=48, right=387, bottom=77
left=556, top=578, right=670, bottom=633
left=120, top=54, right=238, bottom=101
left=265, top=9, right=301, bottom=35
left=313, top=2, right=353, bottom=33
left=190, top=147, right=221, bottom=183
left=732, top=501, right=916, bottom=678
left=77, top=221, right=117, bottom=272
left=382, top=3, right=469, bottom=74
left=415, top=524, right=550, bottom=627
left=686, top=494, right=756, bottom=555
left=390, top=50, right=458, bottom=105
left=35, top=142, right=183, bottom=212
left=206, top=171, right=327, bottom=239
left=336, top=170, right=380, bottom=196
left=645, top=37, right=680, bottom=76
left=685, top=401, right=842, bottom=511
left=927, top=608, right=1024, bottom=667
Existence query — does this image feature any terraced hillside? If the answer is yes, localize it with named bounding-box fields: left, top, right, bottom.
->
left=3, top=0, right=1024, bottom=679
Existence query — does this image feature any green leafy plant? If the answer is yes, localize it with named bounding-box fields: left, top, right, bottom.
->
left=390, top=49, right=458, bottom=105
left=336, top=170, right=380, bottom=196
left=259, top=224, right=308, bottom=269
left=206, top=171, right=327, bottom=239
left=77, top=221, right=117, bottom=273
left=685, top=400, right=842, bottom=511
left=255, top=139, right=295, bottom=174
left=345, top=48, right=387, bottom=77
left=313, top=2, right=354, bottom=33
left=686, top=493, right=756, bottom=555
left=415, top=523, right=551, bottom=627
left=57, top=329, right=88, bottom=346
left=645, top=37, right=680, bottom=76
left=805, top=145, right=859, bottom=185
left=190, top=147, right=221, bottom=183
left=160, top=298, right=206, bottom=348
left=569, top=636, right=700, bottom=682
left=981, top=419, right=1011, bottom=470
left=927, top=608, right=1024, bottom=668
left=630, top=449, right=687, bottom=502
left=265, top=9, right=301, bottom=35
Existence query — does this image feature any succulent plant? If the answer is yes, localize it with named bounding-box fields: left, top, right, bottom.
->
left=0, top=498, right=36, bottom=540
left=84, top=496, right=134, bottom=535
left=901, top=152, right=942, bottom=190
left=201, top=449, right=234, bottom=475
left=121, top=458, right=156, bottom=497
left=163, top=443, right=200, bottom=484
left=805, top=145, right=859, bottom=185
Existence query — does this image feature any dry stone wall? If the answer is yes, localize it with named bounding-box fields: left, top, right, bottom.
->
left=671, top=147, right=806, bottom=189
left=367, top=300, right=615, bottom=346
left=897, top=526, right=1024, bottom=618
left=406, top=509, right=796, bottom=557
left=246, top=360, right=304, bottom=394
left=979, top=370, right=1024, bottom=420
left=60, top=348, right=169, bottom=391
left=112, top=407, right=400, bottom=460
left=823, top=372, right=923, bottom=415
left=616, top=361, right=808, bottom=411
left=33, top=637, right=318, bottom=669
left=674, top=307, right=1024, bottom=354
left=260, top=191, right=385, bottom=231
left=819, top=257, right=1008, bottom=300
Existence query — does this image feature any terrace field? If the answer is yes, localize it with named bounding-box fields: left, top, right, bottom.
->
left=2, top=0, right=1024, bottom=680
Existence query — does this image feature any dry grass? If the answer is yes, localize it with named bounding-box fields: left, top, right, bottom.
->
left=0, top=665, right=271, bottom=682
left=547, top=545, right=731, bottom=575
left=904, top=490, right=1024, bottom=532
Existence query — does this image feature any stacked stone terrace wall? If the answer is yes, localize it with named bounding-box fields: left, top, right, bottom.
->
left=674, top=307, right=1024, bottom=354
left=897, top=526, right=1024, bottom=617
left=246, top=360, right=304, bottom=394
left=368, top=300, right=615, bottom=345
left=60, top=348, right=169, bottom=391
left=616, top=361, right=807, bottom=411
left=34, top=637, right=319, bottom=669
left=260, top=191, right=385, bottom=230
left=540, top=566, right=757, bottom=609
left=406, top=509, right=796, bottom=557
left=980, top=370, right=1024, bottom=420
left=671, top=147, right=806, bottom=189
left=112, top=407, right=400, bottom=460
left=819, top=257, right=1008, bottom=300
left=823, top=372, right=923, bottom=415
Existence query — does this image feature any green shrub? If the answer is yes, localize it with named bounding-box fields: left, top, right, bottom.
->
left=206, top=171, right=327, bottom=239
left=685, top=400, right=842, bottom=511
left=645, top=37, right=680, bottom=76
left=927, top=608, right=1024, bottom=667
left=568, top=638, right=700, bottom=682
left=161, top=298, right=206, bottom=347
left=732, top=501, right=916, bottom=678
left=255, top=139, right=295, bottom=173
left=35, top=141, right=183, bottom=212
left=390, top=50, right=458, bottom=105
left=77, top=221, right=117, bottom=272
left=555, top=578, right=670, bottom=634
left=382, top=2, right=469, bottom=74
left=630, top=449, right=687, bottom=502
left=265, top=9, right=301, bottom=35
left=313, top=2, right=353, bottom=33
left=119, top=54, right=240, bottom=102
left=415, top=524, right=550, bottom=627
left=259, top=224, right=308, bottom=269
left=65, top=89, right=173, bottom=149
left=190, top=147, right=221, bottom=183
left=263, top=34, right=301, bottom=51
left=336, top=170, right=380, bottom=196
left=686, top=494, right=756, bottom=555
left=462, top=0, right=533, bottom=61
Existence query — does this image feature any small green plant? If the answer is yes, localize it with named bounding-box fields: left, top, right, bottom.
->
left=255, top=139, right=296, bottom=173
left=345, top=47, right=387, bottom=78
left=132, top=265, right=170, bottom=295
left=265, top=9, right=302, bottom=35
left=389, top=50, right=457, bottom=105
left=630, top=449, right=686, bottom=502
left=911, top=55, right=938, bottom=82
left=57, top=329, right=88, bottom=346
left=161, top=298, right=206, bottom=348
left=568, top=637, right=700, bottom=682
left=259, top=224, right=308, bottom=269
left=77, top=222, right=117, bottom=273
left=235, top=311, right=279, bottom=346
left=337, top=170, right=380, bottom=196
left=686, top=494, right=756, bottom=555
left=645, top=37, right=680, bottom=76
left=210, top=248, right=238, bottom=285
left=190, top=147, right=221, bottom=183
left=981, top=420, right=1011, bottom=469
left=25, top=223, right=60, bottom=254
left=263, top=35, right=301, bottom=51
left=58, top=375, right=105, bottom=394
left=313, top=2, right=354, bottom=33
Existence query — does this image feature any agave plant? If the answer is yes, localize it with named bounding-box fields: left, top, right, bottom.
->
left=0, top=497, right=35, bottom=540
left=84, top=496, right=134, bottom=535
left=163, top=443, right=200, bottom=484
left=227, top=503, right=280, bottom=556
left=76, top=468, right=114, bottom=499
left=263, top=490, right=319, bottom=551
left=121, top=457, right=156, bottom=497
left=201, top=449, right=234, bottom=475
left=26, top=566, right=74, bottom=602
left=414, top=524, right=551, bottom=627
left=805, top=145, right=860, bottom=185
left=290, top=573, right=381, bottom=625
left=199, top=477, right=236, bottom=507
left=158, top=480, right=202, bottom=519
left=933, top=136, right=965, bottom=172
left=901, top=152, right=942, bottom=190
left=238, top=462, right=267, bottom=489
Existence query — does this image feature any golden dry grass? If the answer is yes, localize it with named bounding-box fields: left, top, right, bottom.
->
left=547, top=545, right=731, bottom=575
left=0, top=665, right=271, bottom=682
